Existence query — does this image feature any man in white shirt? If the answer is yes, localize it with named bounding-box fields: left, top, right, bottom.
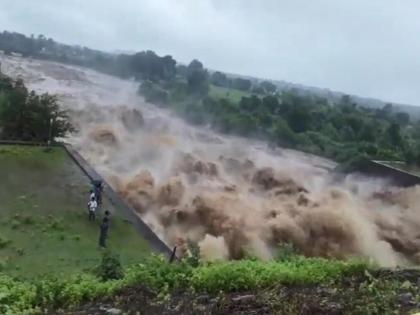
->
left=87, top=197, right=98, bottom=221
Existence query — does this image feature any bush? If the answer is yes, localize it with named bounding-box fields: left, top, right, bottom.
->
left=95, top=250, right=124, bottom=281
left=190, top=258, right=367, bottom=293
left=185, top=240, right=201, bottom=267
left=0, top=234, right=11, bottom=249
left=275, top=242, right=300, bottom=261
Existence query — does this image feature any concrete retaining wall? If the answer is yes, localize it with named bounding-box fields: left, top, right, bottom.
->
left=358, top=160, right=420, bottom=187
left=63, top=144, right=173, bottom=256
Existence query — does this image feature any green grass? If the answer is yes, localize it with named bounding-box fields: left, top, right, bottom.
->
left=0, top=255, right=370, bottom=314
left=0, top=145, right=151, bottom=278
left=209, top=84, right=250, bottom=102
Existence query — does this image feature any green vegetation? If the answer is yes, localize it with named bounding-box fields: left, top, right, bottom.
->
left=1, top=31, right=420, bottom=314
left=0, top=255, right=370, bottom=314
left=2, top=255, right=418, bottom=314
left=4, top=31, right=420, bottom=172
left=209, top=84, right=250, bottom=103
left=0, top=74, right=73, bottom=142
left=137, top=56, right=420, bottom=172
left=0, top=145, right=151, bottom=278
left=0, top=31, right=177, bottom=82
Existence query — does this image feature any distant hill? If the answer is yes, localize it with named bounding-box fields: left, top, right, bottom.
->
left=1, top=29, right=419, bottom=119
left=215, top=70, right=420, bottom=119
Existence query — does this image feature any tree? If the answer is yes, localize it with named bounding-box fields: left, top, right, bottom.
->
left=186, top=59, right=209, bottom=95
left=376, top=103, right=393, bottom=120
left=345, top=115, right=363, bottom=133
left=272, top=119, right=300, bottom=147
left=232, top=78, right=252, bottom=91
left=210, top=71, right=229, bottom=87
left=0, top=76, right=73, bottom=141
left=129, top=51, right=176, bottom=81
left=387, top=123, right=403, bottom=147
left=239, top=95, right=261, bottom=112
left=286, top=106, right=312, bottom=133
left=260, top=80, right=277, bottom=94
left=251, top=85, right=265, bottom=94
left=229, top=114, right=257, bottom=136
left=358, top=123, right=376, bottom=142
left=394, top=112, right=410, bottom=126
left=261, top=95, right=279, bottom=114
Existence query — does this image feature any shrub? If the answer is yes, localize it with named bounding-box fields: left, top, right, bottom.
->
left=10, top=219, right=20, bottom=230
left=185, top=240, right=201, bottom=267
left=21, top=215, right=35, bottom=225
left=275, top=242, right=300, bottom=261
left=190, top=258, right=368, bottom=293
left=95, top=250, right=124, bottom=281
left=0, top=234, right=11, bottom=249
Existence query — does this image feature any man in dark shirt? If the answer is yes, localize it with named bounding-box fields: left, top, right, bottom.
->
left=92, top=180, right=103, bottom=205
left=99, top=217, right=109, bottom=248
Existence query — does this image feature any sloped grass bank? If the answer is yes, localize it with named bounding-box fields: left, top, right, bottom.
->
left=0, top=145, right=151, bottom=278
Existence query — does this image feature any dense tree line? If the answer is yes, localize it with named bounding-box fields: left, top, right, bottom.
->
left=3, top=30, right=419, bottom=169
left=0, top=31, right=278, bottom=95
left=140, top=65, right=420, bottom=170
left=0, top=31, right=177, bottom=82
left=0, top=71, right=73, bottom=142
left=210, top=71, right=277, bottom=94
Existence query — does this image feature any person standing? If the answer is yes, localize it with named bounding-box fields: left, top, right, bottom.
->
left=93, top=180, right=103, bottom=205
left=99, top=217, right=109, bottom=247
left=87, top=197, right=98, bottom=221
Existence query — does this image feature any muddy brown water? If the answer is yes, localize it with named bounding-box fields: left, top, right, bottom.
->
left=1, top=54, right=420, bottom=267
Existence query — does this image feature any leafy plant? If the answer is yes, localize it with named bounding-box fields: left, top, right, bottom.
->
left=95, top=250, right=124, bottom=281
left=275, top=242, right=300, bottom=261
left=185, top=240, right=201, bottom=267
left=0, top=234, right=11, bottom=249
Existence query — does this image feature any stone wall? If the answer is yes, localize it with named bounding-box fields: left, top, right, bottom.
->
left=358, top=160, right=420, bottom=187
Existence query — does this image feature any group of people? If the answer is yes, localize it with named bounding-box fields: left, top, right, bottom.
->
left=87, top=180, right=110, bottom=248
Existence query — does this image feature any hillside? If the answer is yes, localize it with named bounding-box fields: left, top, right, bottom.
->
left=0, top=145, right=151, bottom=278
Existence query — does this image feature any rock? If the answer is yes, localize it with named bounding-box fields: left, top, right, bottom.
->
left=196, top=294, right=210, bottom=304
left=107, top=308, right=122, bottom=315
left=231, top=294, right=255, bottom=304
left=401, top=280, right=412, bottom=290
left=398, top=292, right=415, bottom=306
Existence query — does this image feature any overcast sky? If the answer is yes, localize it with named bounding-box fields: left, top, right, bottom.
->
left=1, top=0, right=419, bottom=105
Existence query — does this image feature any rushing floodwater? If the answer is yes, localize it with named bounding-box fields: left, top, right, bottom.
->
left=1, top=54, right=420, bottom=267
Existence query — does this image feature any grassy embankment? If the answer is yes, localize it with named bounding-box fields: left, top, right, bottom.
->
left=208, top=85, right=250, bottom=103
left=0, top=145, right=151, bottom=278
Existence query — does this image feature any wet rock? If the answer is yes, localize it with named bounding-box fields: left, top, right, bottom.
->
left=107, top=308, right=122, bottom=315
left=398, top=292, right=415, bottom=306
left=231, top=294, right=255, bottom=304
left=196, top=294, right=210, bottom=304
